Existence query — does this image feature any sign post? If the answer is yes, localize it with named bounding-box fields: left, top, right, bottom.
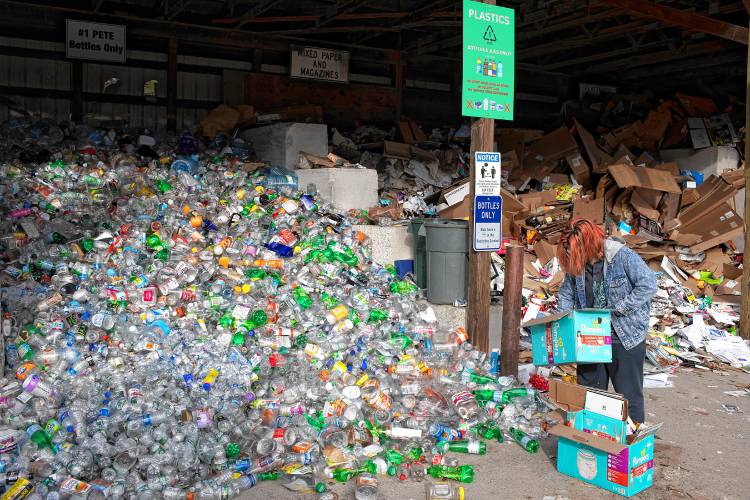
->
left=464, top=0, right=514, bottom=353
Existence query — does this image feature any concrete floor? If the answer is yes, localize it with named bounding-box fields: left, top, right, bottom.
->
left=241, top=368, right=750, bottom=500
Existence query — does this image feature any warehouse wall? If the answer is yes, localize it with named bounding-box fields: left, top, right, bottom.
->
left=0, top=36, right=243, bottom=130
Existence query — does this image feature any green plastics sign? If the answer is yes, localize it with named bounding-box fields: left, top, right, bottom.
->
left=462, top=1, right=515, bottom=120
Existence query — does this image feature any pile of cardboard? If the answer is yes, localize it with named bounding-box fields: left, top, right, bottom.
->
left=494, top=94, right=747, bottom=371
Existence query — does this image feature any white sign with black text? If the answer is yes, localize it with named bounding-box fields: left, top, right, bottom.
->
left=290, top=45, right=349, bottom=83
left=66, top=19, right=126, bottom=63
left=474, top=151, right=502, bottom=196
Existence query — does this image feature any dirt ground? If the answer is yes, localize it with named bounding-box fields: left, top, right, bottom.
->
left=242, top=368, right=750, bottom=500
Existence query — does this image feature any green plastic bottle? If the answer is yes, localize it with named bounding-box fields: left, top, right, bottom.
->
left=475, top=423, right=504, bottom=442
left=426, top=464, right=474, bottom=483
left=383, top=449, right=406, bottom=465
left=367, top=309, right=388, bottom=323
left=250, top=309, right=267, bottom=327
left=440, top=439, right=486, bottom=455
left=292, top=287, right=312, bottom=310
left=27, top=424, right=54, bottom=452
left=331, top=460, right=376, bottom=482
left=464, top=372, right=495, bottom=385
left=508, top=427, right=539, bottom=453
left=389, top=280, right=418, bottom=295
left=155, top=179, right=173, bottom=193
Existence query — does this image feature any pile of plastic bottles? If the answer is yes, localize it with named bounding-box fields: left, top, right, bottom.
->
left=0, top=129, right=551, bottom=499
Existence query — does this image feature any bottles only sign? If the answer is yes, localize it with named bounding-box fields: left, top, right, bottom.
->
left=290, top=46, right=350, bottom=84
left=462, top=1, right=515, bottom=120
left=66, top=20, right=126, bottom=63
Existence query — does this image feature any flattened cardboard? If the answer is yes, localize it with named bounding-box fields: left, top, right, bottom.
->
left=438, top=195, right=469, bottom=219
left=573, top=197, right=604, bottom=225
left=677, top=175, right=736, bottom=224
left=608, top=164, right=681, bottom=194
left=525, top=126, right=580, bottom=172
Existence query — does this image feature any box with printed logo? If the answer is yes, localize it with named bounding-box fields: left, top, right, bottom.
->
left=524, top=309, right=612, bottom=366
left=546, top=379, right=659, bottom=497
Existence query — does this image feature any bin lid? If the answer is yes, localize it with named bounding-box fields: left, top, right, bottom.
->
left=424, top=219, right=469, bottom=229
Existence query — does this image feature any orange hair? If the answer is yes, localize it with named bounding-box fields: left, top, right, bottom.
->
left=556, top=218, right=605, bottom=276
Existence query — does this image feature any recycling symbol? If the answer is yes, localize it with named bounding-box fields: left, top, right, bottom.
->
left=483, top=25, right=496, bottom=42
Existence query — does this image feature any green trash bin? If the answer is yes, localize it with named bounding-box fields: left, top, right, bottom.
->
left=407, top=218, right=428, bottom=289
left=424, top=219, right=469, bottom=305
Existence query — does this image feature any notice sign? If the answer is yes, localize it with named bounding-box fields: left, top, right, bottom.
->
left=462, top=1, right=515, bottom=120
left=290, top=45, right=349, bottom=83
left=475, top=151, right=501, bottom=196
left=66, top=20, right=126, bottom=63
left=473, top=195, right=503, bottom=251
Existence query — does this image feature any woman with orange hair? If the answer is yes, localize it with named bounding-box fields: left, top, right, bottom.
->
left=556, top=218, right=656, bottom=423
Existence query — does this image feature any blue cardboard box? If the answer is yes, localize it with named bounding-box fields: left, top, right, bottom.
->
left=547, top=379, right=659, bottom=497
left=524, top=309, right=612, bottom=366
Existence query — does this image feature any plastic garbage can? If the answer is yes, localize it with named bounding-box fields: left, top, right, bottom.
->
left=407, top=218, right=428, bottom=289
left=425, top=219, right=469, bottom=304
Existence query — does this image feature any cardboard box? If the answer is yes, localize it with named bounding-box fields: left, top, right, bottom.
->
left=443, top=180, right=470, bottom=207
left=547, top=380, right=658, bottom=497
left=438, top=195, right=470, bottom=220
left=608, top=164, right=681, bottom=193
left=523, top=309, right=612, bottom=366
left=525, top=126, right=580, bottom=176
left=573, top=197, right=604, bottom=225
left=567, top=153, right=591, bottom=190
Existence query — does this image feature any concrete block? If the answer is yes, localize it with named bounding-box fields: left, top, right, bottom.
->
left=242, top=123, right=327, bottom=168
left=297, top=168, right=378, bottom=211
left=354, top=224, right=415, bottom=266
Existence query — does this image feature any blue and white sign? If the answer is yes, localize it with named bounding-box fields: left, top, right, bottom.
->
left=474, top=151, right=501, bottom=196
left=473, top=195, right=502, bottom=251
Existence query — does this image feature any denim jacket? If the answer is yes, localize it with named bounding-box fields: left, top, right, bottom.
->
left=557, top=237, right=657, bottom=350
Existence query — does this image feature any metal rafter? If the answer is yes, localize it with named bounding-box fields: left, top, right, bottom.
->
left=231, top=0, right=283, bottom=31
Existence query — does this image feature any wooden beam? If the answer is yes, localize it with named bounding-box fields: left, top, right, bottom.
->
left=468, top=118, right=494, bottom=354
left=167, top=38, right=177, bottom=132
left=573, top=39, right=728, bottom=75
left=467, top=0, right=496, bottom=355
left=743, top=0, right=750, bottom=14
left=596, top=0, right=748, bottom=44
left=500, top=245, right=523, bottom=377
left=741, top=20, right=750, bottom=340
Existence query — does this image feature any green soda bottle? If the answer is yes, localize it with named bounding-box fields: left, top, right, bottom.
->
left=475, top=423, right=504, bottom=442
left=389, top=280, right=418, bottom=295
left=331, top=460, right=377, bottom=482
left=440, top=439, right=486, bottom=455
left=388, top=333, right=413, bottom=350
left=258, top=472, right=279, bottom=481
left=383, top=449, right=406, bottom=465
left=426, top=464, right=474, bottom=483
left=508, top=427, right=539, bottom=453
left=250, top=309, right=267, bottom=327
left=27, top=424, right=54, bottom=452
left=231, top=331, right=246, bottom=346
left=292, top=287, right=312, bottom=310
left=464, top=372, right=495, bottom=385
left=405, top=446, right=423, bottom=461
left=367, top=309, right=388, bottom=323
left=320, top=292, right=339, bottom=309
left=80, top=238, right=95, bottom=254
left=501, top=387, right=531, bottom=404
left=146, top=233, right=163, bottom=250
left=155, top=179, right=173, bottom=193
left=245, top=268, right=267, bottom=280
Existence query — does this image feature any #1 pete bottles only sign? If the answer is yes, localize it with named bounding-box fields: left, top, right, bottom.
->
left=462, top=1, right=515, bottom=120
